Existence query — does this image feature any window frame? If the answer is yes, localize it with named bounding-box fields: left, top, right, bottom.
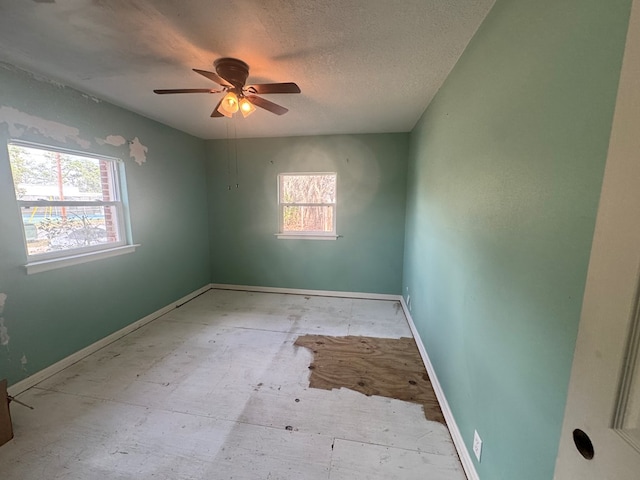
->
left=276, top=172, right=338, bottom=240
left=7, top=140, right=135, bottom=273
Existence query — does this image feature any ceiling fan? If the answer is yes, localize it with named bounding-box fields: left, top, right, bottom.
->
left=154, top=58, right=300, bottom=118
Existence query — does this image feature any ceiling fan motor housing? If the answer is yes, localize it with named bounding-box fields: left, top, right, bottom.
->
left=214, top=58, right=250, bottom=89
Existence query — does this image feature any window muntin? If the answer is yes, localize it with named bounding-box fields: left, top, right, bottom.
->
left=8, top=142, right=127, bottom=261
left=278, top=173, right=337, bottom=237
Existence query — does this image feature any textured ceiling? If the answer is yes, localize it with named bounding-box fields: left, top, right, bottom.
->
left=0, top=0, right=495, bottom=140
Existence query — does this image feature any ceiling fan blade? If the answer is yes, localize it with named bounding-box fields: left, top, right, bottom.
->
left=211, top=98, right=225, bottom=117
left=154, top=88, right=222, bottom=94
left=193, top=68, right=233, bottom=87
left=246, top=82, right=301, bottom=94
left=246, top=95, right=289, bottom=115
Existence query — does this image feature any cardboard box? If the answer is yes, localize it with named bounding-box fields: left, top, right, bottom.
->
left=0, top=379, right=13, bottom=447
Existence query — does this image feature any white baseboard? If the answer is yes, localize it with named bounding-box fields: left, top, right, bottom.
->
left=7, top=284, right=212, bottom=397
left=400, top=296, right=480, bottom=480
left=211, top=283, right=401, bottom=301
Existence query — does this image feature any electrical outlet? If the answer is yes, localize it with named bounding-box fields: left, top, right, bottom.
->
left=473, top=430, right=482, bottom=462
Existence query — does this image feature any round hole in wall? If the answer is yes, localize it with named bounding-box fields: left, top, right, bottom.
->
left=573, top=429, right=595, bottom=460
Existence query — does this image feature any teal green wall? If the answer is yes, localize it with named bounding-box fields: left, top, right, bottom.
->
left=206, top=134, right=408, bottom=294
left=0, top=65, right=210, bottom=387
left=402, top=1, right=632, bottom=479
left=1, top=1, right=633, bottom=475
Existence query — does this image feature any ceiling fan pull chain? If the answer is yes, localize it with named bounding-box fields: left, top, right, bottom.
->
left=234, top=117, right=239, bottom=189
left=226, top=121, right=232, bottom=191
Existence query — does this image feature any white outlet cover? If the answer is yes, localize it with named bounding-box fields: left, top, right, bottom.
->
left=473, top=430, right=482, bottom=462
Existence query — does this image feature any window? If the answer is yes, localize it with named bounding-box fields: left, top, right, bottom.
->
left=7, top=142, right=132, bottom=271
left=277, top=172, right=337, bottom=239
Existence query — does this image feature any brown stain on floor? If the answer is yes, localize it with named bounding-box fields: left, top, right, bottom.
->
left=294, top=335, right=445, bottom=424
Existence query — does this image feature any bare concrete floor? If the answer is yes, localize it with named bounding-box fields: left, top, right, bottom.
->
left=0, top=289, right=465, bottom=479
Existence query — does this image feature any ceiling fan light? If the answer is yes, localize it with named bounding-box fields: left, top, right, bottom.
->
left=218, top=91, right=239, bottom=115
left=217, top=107, right=233, bottom=118
left=239, top=97, right=256, bottom=117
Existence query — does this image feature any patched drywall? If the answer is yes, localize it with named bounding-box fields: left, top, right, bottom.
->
left=97, top=134, right=149, bottom=165
left=97, top=134, right=127, bottom=147
left=128, top=137, right=148, bottom=166
left=0, top=105, right=150, bottom=167
left=0, top=106, right=91, bottom=149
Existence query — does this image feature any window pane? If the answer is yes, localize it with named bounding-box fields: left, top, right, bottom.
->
left=8, top=144, right=114, bottom=202
left=21, top=205, right=121, bottom=256
left=280, top=174, right=336, bottom=204
left=282, top=205, right=334, bottom=233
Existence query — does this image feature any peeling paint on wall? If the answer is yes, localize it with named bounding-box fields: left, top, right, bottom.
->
left=0, top=319, right=8, bottom=347
left=20, top=354, right=27, bottom=372
left=0, top=293, right=9, bottom=347
left=0, top=106, right=149, bottom=166
left=97, top=134, right=126, bottom=147
left=129, top=136, right=148, bottom=166
left=96, top=134, right=148, bottom=165
left=0, top=106, right=91, bottom=148
left=81, top=94, right=101, bottom=104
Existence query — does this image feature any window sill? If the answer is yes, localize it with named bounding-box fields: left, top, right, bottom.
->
left=25, top=244, right=140, bottom=275
left=275, top=234, right=339, bottom=241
